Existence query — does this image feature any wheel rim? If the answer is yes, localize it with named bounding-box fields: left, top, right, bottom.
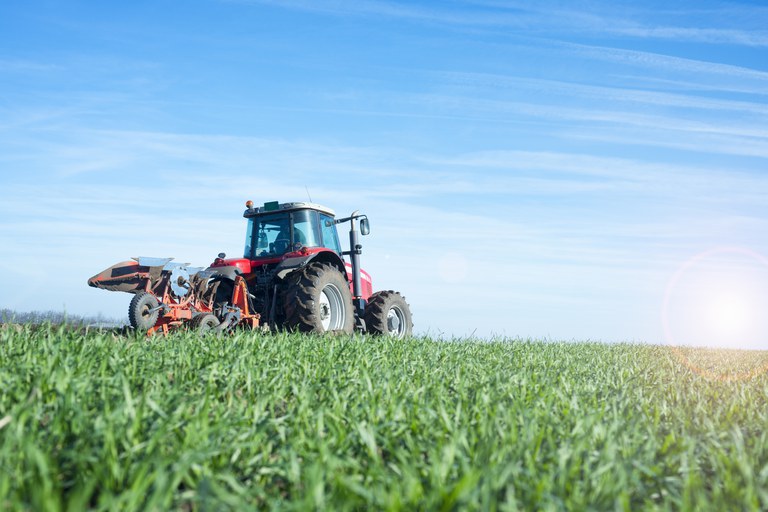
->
left=386, top=306, right=406, bottom=337
left=140, top=298, right=158, bottom=325
left=141, top=304, right=156, bottom=322
left=318, top=283, right=345, bottom=331
left=199, top=315, right=219, bottom=332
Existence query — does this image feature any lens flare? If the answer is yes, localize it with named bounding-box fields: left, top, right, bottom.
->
left=662, top=247, right=768, bottom=380
left=707, top=292, right=750, bottom=338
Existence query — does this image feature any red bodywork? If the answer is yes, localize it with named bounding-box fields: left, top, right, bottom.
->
left=211, top=246, right=373, bottom=300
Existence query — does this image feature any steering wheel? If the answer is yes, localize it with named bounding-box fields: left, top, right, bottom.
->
left=273, top=239, right=290, bottom=254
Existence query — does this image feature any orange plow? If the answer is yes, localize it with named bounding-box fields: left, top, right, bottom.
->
left=88, top=257, right=260, bottom=335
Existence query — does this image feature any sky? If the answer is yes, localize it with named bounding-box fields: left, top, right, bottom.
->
left=1, top=0, right=767, bottom=348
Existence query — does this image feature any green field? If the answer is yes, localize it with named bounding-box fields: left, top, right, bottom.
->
left=1, top=325, right=767, bottom=511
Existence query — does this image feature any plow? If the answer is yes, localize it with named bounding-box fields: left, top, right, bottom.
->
left=88, top=257, right=259, bottom=335
left=88, top=200, right=413, bottom=337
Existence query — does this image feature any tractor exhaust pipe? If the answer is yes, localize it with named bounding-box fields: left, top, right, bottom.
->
left=336, top=210, right=370, bottom=331
left=349, top=214, right=364, bottom=317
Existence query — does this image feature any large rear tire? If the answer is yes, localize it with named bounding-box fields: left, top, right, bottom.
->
left=128, top=291, right=160, bottom=332
left=364, top=290, right=412, bottom=339
left=281, top=262, right=355, bottom=334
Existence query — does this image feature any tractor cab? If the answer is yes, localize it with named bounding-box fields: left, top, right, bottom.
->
left=243, top=201, right=342, bottom=259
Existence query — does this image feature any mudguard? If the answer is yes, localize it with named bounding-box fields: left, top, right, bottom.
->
left=274, top=255, right=314, bottom=279
left=274, top=251, right=348, bottom=280
left=201, top=265, right=242, bottom=281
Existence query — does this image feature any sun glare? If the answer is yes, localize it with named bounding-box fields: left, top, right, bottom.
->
left=707, top=292, right=750, bottom=338
left=663, top=248, right=768, bottom=351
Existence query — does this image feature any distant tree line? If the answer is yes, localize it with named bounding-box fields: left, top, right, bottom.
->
left=0, top=309, right=125, bottom=327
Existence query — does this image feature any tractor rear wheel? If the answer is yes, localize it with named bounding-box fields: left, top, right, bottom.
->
left=364, top=290, right=412, bottom=338
left=281, top=262, right=355, bottom=334
left=128, top=291, right=160, bottom=332
left=192, top=313, right=221, bottom=333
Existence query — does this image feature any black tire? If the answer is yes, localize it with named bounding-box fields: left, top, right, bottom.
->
left=191, top=313, right=221, bottom=333
left=128, top=291, right=160, bottom=332
left=281, top=262, right=355, bottom=334
left=364, top=290, right=412, bottom=338
left=212, top=279, right=234, bottom=310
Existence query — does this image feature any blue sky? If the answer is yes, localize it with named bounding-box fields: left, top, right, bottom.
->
left=1, top=0, right=767, bottom=347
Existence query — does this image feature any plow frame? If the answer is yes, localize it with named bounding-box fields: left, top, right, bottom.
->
left=88, top=257, right=260, bottom=335
left=146, top=273, right=261, bottom=336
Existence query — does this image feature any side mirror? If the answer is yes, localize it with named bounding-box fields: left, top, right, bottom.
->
left=360, top=218, right=370, bottom=236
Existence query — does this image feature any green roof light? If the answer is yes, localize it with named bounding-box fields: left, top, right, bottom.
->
left=264, top=201, right=280, bottom=211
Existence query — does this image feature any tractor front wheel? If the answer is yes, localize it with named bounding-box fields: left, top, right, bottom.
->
left=364, top=290, right=413, bottom=338
left=281, top=262, right=355, bottom=334
left=128, top=291, right=160, bottom=332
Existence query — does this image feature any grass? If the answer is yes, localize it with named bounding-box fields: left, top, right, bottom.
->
left=1, top=324, right=767, bottom=511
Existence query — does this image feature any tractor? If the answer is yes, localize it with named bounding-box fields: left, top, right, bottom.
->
left=88, top=200, right=413, bottom=337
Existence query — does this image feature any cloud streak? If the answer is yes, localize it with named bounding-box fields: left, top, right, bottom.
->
left=436, top=72, right=768, bottom=114
left=230, top=0, right=768, bottom=46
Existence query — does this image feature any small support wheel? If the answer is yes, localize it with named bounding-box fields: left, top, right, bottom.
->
left=128, top=291, right=160, bottom=332
left=191, top=313, right=221, bottom=333
left=364, top=290, right=413, bottom=338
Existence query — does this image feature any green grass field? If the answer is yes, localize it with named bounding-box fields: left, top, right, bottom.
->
left=1, top=325, right=767, bottom=511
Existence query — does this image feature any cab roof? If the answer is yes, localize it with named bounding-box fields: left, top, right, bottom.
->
left=243, top=201, right=336, bottom=218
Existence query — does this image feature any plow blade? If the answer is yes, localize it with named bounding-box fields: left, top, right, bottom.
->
left=87, top=260, right=149, bottom=293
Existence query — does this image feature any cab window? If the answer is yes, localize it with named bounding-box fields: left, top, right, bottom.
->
left=320, top=213, right=342, bottom=254
left=245, top=213, right=292, bottom=257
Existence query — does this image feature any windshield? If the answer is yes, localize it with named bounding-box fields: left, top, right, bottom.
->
left=244, top=210, right=322, bottom=258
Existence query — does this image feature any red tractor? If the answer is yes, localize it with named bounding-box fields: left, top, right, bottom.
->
left=88, top=200, right=413, bottom=337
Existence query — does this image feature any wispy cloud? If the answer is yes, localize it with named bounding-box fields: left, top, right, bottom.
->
left=230, top=0, right=768, bottom=46
left=224, top=0, right=535, bottom=27
left=0, top=59, right=62, bottom=73
left=332, top=90, right=768, bottom=157
left=436, top=71, right=768, bottom=114
left=612, top=26, right=768, bottom=46
left=478, top=1, right=768, bottom=46
left=6, top=127, right=761, bottom=205
left=563, top=41, right=768, bottom=83
left=566, top=126, right=768, bottom=159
